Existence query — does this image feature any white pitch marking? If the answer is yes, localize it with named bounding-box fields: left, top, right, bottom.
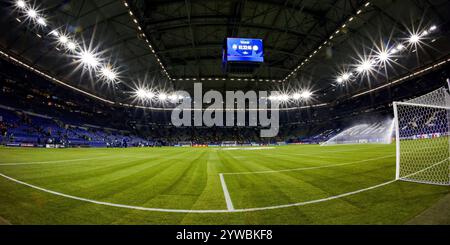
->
left=222, top=154, right=396, bottom=175
left=0, top=156, right=111, bottom=166
left=0, top=172, right=395, bottom=213
left=219, top=173, right=235, bottom=211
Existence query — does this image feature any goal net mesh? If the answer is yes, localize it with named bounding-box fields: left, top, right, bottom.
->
left=394, top=87, right=450, bottom=185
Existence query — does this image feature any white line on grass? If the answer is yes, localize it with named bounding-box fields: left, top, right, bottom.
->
left=221, top=154, right=395, bottom=175
left=0, top=172, right=395, bottom=213
left=0, top=156, right=112, bottom=166
left=219, top=173, right=235, bottom=211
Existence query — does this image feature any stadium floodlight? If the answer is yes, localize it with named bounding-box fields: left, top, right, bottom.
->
left=158, top=93, right=168, bottom=101
left=100, top=66, right=117, bottom=82
left=292, top=93, right=302, bottom=100
left=280, top=94, right=289, bottom=102
left=377, top=51, right=390, bottom=62
left=16, top=0, right=26, bottom=8
left=66, top=41, right=76, bottom=51
left=49, top=30, right=59, bottom=37
left=342, top=73, right=351, bottom=81
left=26, top=8, right=37, bottom=18
left=36, top=17, right=46, bottom=26
left=408, top=34, right=420, bottom=44
left=79, top=50, right=99, bottom=68
left=300, top=90, right=312, bottom=99
left=336, top=77, right=344, bottom=84
left=429, top=25, right=437, bottom=32
left=135, top=89, right=147, bottom=99
left=357, top=59, right=373, bottom=73
left=396, top=44, right=404, bottom=50
left=145, top=91, right=154, bottom=99
left=58, top=35, right=68, bottom=44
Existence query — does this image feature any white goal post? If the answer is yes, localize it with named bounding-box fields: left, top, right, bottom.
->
left=393, top=87, right=450, bottom=186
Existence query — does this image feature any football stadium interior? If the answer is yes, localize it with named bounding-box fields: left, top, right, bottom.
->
left=0, top=0, right=450, bottom=225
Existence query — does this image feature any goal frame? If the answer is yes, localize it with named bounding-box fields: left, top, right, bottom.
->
left=393, top=100, right=450, bottom=185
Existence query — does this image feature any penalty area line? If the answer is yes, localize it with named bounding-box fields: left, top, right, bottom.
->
left=219, top=173, right=235, bottom=211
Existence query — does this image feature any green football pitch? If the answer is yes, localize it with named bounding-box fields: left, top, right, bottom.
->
left=0, top=144, right=449, bottom=224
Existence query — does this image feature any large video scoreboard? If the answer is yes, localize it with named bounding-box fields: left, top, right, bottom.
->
left=224, top=38, right=264, bottom=63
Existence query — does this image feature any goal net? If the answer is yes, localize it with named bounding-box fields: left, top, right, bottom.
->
left=393, top=87, right=450, bottom=185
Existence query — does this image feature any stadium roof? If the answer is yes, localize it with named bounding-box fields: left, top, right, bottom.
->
left=0, top=0, right=449, bottom=105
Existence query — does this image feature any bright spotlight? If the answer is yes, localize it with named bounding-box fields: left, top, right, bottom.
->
left=336, top=77, right=343, bottom=84
left=135, top=89, right=147, bottom=99
left=279, top=94, right=289, bottom=102
left=16, top=0, right=26, bottom=8
left=408, top=34, right=420, bottom=44
left=36, top=17, right=46, bottom=26
left=300, top=91, right=312, bottom=99
left=357, top=60, right=373, bottom=72
left=49, top=30, right=59, bottom=37
left=79, top=50, right=99, bottom=68
left=100, top=66, right=117, bottom=82
left=342, top=73, right=351, bottom=81
left=429, top=25, right=437, bottom=32
left=145, top=91, right=155, bottom=99
left=292, top=93, right=302, bottom=100
left=67, top=41, right=76, bottom=50
left=58, top=35, right=68, bottom=44
left=396, top=44, right=404, bottom=50
left=27, top=9, right=37, bottom=18
left=377, top=51, right=390, bottom=62
left=158, top=93, right=168, bottom=101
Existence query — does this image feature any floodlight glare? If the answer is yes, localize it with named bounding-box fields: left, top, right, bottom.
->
left=342, top=73, right=351, bottom=81
left=336, top=77, right=343, bottom=84
left=58, top=35, right=68, bottom=44
left=158, top=93, right=168, bottom=101
left=408, top=34, right=420, bottom=44
left=27, top=9, right=37, bottom=18
left=100, top=66, right=117, bottom=81
left=300, top=91, right=312, bottom=99
left=377, top=51, right=390, bottom=62
left=79, top=50, right=99, bottom=68
left=280, top=94, right=289, bottom=102
left=396, top=44, right=404, bottom=50
left=67, top=41, right=76, bottom=50
left=429, top=25, right=437, bottom=32
left=37, top=17, right=46, bottom=26
left=49, top=30, right=59, bottom=37
left=16, top=0, right=26, bottom=8
left=292, top=93, right=302, bottom=100
left=135, top=89, right=147, bottom=98
left=357, top=60, right=372, bottom=72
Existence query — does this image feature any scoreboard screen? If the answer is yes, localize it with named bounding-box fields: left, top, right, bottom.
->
left=225, top=38, right=264, bottom=63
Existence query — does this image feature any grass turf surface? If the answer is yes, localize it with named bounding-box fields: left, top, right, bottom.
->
left=0, top=144, right=448, bottom=224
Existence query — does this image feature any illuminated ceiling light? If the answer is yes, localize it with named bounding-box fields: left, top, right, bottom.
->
left=27, top=9, right=37, bottom=18
left=58, top=35, right=68, bottom=44
left=408, top=34, right=420, bottom=44
left=100, top=66, right=117, bottom=82
left=158, top=93, right=168, bottom=101
left=36, top=17, right=46, bottom=26
left=422, top=30, right=429, bottom=36
left=429, top=25, right=437, bottom=32
left=396, top=44, right=404, bottom=50
left=336, top=77, right=343, bottom=84
left=16, top=0, right=26, bottom=8
left=79, top=50, right=99, bottom=68
left=66, top=41, right=76, bottom=50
